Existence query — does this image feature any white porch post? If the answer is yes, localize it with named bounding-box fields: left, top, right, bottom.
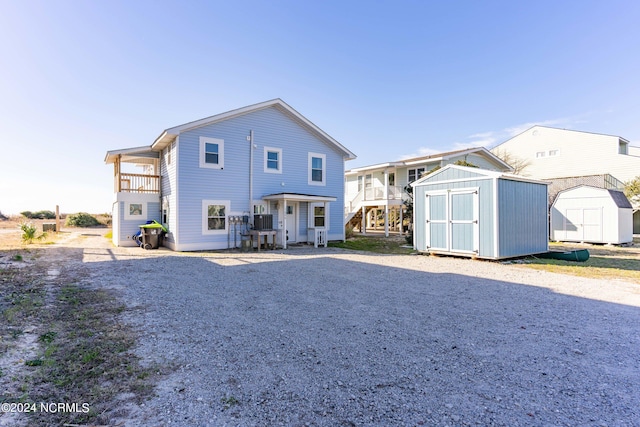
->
left=361, top=205, right=366, bottom=235
left=323, top=201, right=328, bottom=247
left=384, top=169, right=389, bottom=237
left=283, top=199, right=287, bottom=250
left=400, top=206, right=404, bottom=234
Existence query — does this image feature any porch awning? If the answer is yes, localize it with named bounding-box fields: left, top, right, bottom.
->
left=104, top=146, right=159, bottom=165
left=262, top=193, right=336, bottom=203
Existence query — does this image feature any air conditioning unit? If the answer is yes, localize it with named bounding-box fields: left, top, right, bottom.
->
left=254, top=214, right=273, bottom=230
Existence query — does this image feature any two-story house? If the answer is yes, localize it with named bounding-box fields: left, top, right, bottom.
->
left=105, top=99, right=356, bottom=251
left=344, top=147, right=511, bottom=236
left=491, top=125, right=640, bottom=234
left=491, top=125, right=640, bottom=183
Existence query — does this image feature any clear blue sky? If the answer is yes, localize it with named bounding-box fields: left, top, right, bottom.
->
left=1, top=0, right=639, bottom=215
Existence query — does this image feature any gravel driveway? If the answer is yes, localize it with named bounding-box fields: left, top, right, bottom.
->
left=70, top=234, right=640, bottom=426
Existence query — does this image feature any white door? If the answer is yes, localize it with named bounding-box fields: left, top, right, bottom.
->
left=425, top=189, right=479, bottom=254
left=564, top=208, right=602, bottom=242
left=285, top=202, right=297, bottom=243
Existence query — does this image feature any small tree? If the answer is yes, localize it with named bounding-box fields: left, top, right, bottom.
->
left=624, top=176, right=640, bottom=206
left=403, top=184, right=414, bottom=245
left=19, top=222, right=47, bottom=244
left=492, top=148, right=531, bottom=175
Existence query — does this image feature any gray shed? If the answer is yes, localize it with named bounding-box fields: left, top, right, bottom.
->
left=550, top=185, right=633, bottom=244
left=411, top=165, right=549, bottom=259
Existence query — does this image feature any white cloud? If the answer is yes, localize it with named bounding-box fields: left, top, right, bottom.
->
left=398, top=147, right=442, bottom=160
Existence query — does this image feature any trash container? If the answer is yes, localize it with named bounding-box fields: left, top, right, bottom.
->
left=139, top=220, right=167, bottom=250
left=241, top=234, right=251, bottom=252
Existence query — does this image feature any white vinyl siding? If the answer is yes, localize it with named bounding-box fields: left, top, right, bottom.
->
left=492, top=126, right=640, bottom=182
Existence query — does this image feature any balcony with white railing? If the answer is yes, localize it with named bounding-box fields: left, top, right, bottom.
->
left=116, top=172, right=160, bottom=194
left=345, top=185, right=406, bottom=221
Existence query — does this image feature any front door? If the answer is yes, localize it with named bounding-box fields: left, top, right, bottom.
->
left=285, top=202, right=297, bottom=243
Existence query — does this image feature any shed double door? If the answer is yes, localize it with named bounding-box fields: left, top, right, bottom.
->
left=564, top=208, right=602, bottom=242
left=426, top=189, right=479, bottom=254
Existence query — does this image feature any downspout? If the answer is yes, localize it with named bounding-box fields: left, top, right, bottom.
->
left=249, top=130, right=254, bottom=227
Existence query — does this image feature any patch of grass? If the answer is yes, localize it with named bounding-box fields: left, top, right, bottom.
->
left=518, top=243, right=640, bottom=283
left=22, top=283, right=161, bottom=425
left=13, top=254, right=22, bottom=261
left=329, top=235, right=414, bottom=254
left=221, top=395, right=239, bottom=410
left=0, top=252, right=163, bottom=426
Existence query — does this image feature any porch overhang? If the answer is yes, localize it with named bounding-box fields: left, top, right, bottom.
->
left=262, top=193, right=337, bottom=203
left=104, top=146, right=159, bottom=165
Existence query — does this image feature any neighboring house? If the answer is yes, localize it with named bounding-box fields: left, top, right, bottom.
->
left=491, top=125, right=640, bottom=183
left=105, top=99, right=356, bottom=251
left=344, top=147, right=512, bottom=236
left=492, top=125, right=640, bottom=235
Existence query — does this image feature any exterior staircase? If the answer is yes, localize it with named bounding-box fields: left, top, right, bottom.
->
left=345, top=205, right=374, bottom=230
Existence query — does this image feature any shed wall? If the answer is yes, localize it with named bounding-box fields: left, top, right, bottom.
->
left=497, top=179, right=548, bottom=257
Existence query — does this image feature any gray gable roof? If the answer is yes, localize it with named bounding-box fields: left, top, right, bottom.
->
left=608, top=190, right=633, bottom=209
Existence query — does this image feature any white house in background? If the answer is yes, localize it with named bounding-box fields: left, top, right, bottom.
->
left=492, top=125, right=640, bottom=234
left=344, top=147, right=512, bottom=236
left=491, top=125, right=640, bottom=183
left=105, top=99, right=356, bottom=251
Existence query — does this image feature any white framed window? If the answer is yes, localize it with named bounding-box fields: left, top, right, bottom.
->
left=309, top=203, right=329, bottom=229
left=308, top=152, right=326, bottom=186
left=162, top=198, right=170, bottom=226
left=548, top=149, right=559, bottom=157
left=199, top=137, right=224, bottom=169
left=619, top=141, right=628, bottom=155
left=313, top=206, right=325, bottom=227
left=125, top=202, right=145, bottom=220
left=202, top=200, right=229, bottom=234
left=264, top=147, right=282, bottom=174
left=252, top=201, right=267, bottom=214
left=357, top=176, right=363, bottom=192
left=536, top=151, right=546, bottom=158
left=408, top=168, right=425, bottom=183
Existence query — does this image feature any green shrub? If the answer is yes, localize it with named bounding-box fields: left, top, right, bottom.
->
left=20, top=210, right=56, bottom=219
left=20, top=222, right=47, bottom=244
left=65, top=213, right=101, bottom=227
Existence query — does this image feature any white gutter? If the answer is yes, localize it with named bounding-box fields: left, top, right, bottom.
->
left=249, top=130, right=254, bottom=226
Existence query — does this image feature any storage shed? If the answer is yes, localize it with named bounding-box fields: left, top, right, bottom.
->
left=411, top=165, right=549, bottom=259
left=550, top=185, right=633, bottom=244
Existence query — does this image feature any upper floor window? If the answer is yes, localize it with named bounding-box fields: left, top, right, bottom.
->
left=308, top=152, right=326, bottom=186
left=264, top=147, right=282, bottom=173
left=536, top=151, right=546, bottom=158
left=408, top=168, right=425, bottom=183
left=548, top=150, right=559, bottom=157
left=199, top=137, right=224, bottom=169
left=357, top=176, right=363, bottom=192
left=619, top=141, right=628, bottom=155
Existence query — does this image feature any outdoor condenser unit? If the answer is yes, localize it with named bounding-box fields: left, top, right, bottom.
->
left=254, top=214, right=273, bottom=230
